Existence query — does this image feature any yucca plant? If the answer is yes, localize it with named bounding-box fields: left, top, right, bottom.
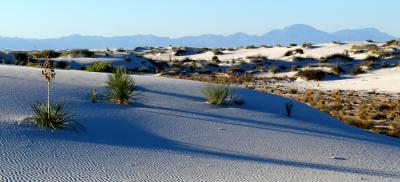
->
left=106, top=67, right=137, bottom=104
left=27, top=102, right=72, bottom=129
left=25, top=57, right=74, bottom=130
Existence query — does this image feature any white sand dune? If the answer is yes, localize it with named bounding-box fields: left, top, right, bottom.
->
left=1, top=65, right=400, bottom=181
left=296, top=67, right=400, bottom=93
left=145, top=41, right=375, bottom=62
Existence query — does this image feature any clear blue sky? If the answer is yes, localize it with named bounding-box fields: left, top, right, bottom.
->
left=0, top=0, right=398, bottom=38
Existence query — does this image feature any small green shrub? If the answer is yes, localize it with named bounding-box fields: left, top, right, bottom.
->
left=86, top=63, right=115, bottom=73
left=25, top=102, right=73, bottom=130
left=106, top=67, right=137, bottom=104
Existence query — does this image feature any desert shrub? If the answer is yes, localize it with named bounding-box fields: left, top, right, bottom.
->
left=55, top=61, right=68, bottom=69
left=290, top=65, right=299, bottom=71
left=364, top=55, right=378, bottom=61
left=116, top=48, right=125, bottom=52
left=366, top=39, right=375, bottom=43
left=302, top=43, right=315, bottom=49
left=212, top=56, right=220, bottom=63
left=389, top=122, right=400, bottom=138
left=320, top=53, right=353, bottom=62
left=285, top=102, right=294, bottom=117
left=383, top=39, right=400, bottom=47
left=9, top=51, right=29, bottom=64
left=86, top=63, right=115, bottom=73
left=174, top=48, right=187, bottom=56
left=25, top=102, right=73, bottom=129
left=269, top=66, right=280, bottom=74
left=359, top=61, right=374, bottom=70
left=351, top=44, right=379, bottom=53
left=106, top=67, right=137, bottom=104
left=332, top=63, right=343, bottom=76
left=201, top=83, right=242, bottom=105
left=351, top=65, right=366, bottom=75
left=342, top=116, right=373, bottom=129
left=297, top=70, right=326, bottom=80
left=381, top=61, right=390, bottom=68
left=289, top=43, right=297, bottom=47
left=331, top=41, right=345, bottom=45
left=245, top=45, right=257, bottom=49
left=29, top=50, right=61, bottom=58
left=284, top=49, right=304, bottom=56
left=288, top=88, right=298, bottom=94
left=62, top=49, right=94, bottom=57
left=212, top=49, right=224, bottom=55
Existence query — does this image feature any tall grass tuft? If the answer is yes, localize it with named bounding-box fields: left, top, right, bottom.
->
left=201, top=83, right=231, bottom=105
left=106, top=67, right=137, bottom=104
left=201, top=83, right=244, bottom=105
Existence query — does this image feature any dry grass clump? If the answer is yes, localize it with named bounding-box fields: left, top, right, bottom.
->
left=201, top=83, right=243, bottom=105
left=389, top=122, right=400, bottom=138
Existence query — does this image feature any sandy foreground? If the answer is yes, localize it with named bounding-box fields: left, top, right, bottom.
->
left=0, top=65, right=400, bottom=181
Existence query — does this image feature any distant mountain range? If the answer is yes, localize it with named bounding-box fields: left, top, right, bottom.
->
left=0, top=24, right=397, bottom=50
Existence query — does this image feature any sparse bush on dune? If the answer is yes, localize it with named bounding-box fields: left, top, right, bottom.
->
left=201, top=83, right=243, bottom=105
left=86, top=63, right=115, bottom=73
left=289, top=43, right=297, bottom=47
left=351, top=44, right=379, bottom=53
left=351, top=65, right=366, bottom=75
left=302, top=43, right=315, bottom=49
left=342, top=116, right=373, bottom=130
left=320, top=53, right=353, bottom=62
left=62, top=49, right=94, bottom=58
left=383, top=39, right=400, bottom=47
left=245, top=45, right=257, bottom=49
left=106, top=67, right=138, bottom=104
left=269, top=65, right=280, bottom=74
left=389, top=122, right=400, bottom=138
left=29, top=50, right=61, bottom=58
left=55, top=61, right=68, bottom=69
left=211, top=56, right=220, bottom=63
left=284, top=48, right=304, bottom=57
left=174, top=47, right=188, bottom=56
left=8, top=51, right=29, bottom=65
left=297, top=70, right=326, bottom=81
left=212, top=49, right=224, bottom=55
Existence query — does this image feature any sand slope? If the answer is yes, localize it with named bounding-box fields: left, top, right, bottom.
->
left=0, top=65, right=399, bottom=181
